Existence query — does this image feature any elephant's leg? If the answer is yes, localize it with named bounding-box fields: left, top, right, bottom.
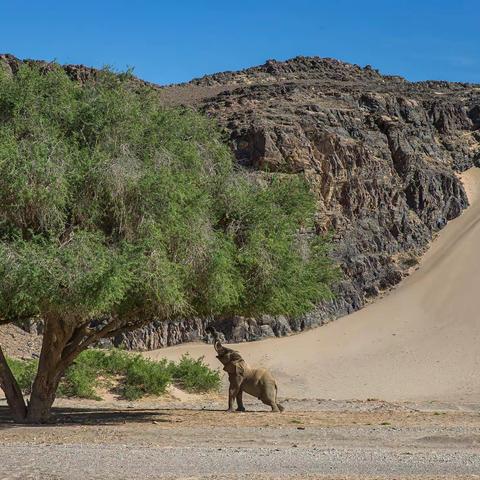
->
left=260, top=384, right=281, bottom=412
left=274, top=384, right=284, bottom=412
left=267, top=399, right=281, bottom=412
left=227, top=384, right=240, bottom=412
left=260, top=396, right=280, bottom=412
left=236, top=390, right=246, bottom=412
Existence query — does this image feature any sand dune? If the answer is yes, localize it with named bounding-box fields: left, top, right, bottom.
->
left=147, top=168, right=480, bottom=402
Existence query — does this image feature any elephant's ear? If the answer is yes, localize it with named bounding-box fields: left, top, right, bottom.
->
left=229, top=351, right=243, bottom=363
left=223, top=362, right=236, bottom=374
left=224, top=361, right=245, bottom=376
left=224, top=354, right=245, bottom=375
left=233, top=360, right=245, bottom=376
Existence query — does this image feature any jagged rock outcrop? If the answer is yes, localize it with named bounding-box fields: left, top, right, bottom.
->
left=114, top=318, right=207, bottom=350
left=2, top=54, right=479, bottom=349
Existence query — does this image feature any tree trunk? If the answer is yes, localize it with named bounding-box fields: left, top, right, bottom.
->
left=0, top=344, right=27, bottom=422
left=23, top=315, right=75, bottom=423
left=26, top=372, right=60, bottom=423
left=1, top=313, right=142, bottom=423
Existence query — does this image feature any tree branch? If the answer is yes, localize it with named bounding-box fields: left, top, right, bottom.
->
left=60, top=315, right=161, bottom=367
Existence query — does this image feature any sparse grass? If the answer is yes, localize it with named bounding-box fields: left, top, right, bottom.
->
left=398, top=253, right=420, bottom=269
left=7, top=349, right=221, bottom=401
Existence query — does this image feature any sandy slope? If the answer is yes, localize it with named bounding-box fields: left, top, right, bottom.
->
left=147, top=168, right=480, bottom=402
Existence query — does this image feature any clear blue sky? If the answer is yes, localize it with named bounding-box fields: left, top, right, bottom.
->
left=1, top=0, right=479, bottom=85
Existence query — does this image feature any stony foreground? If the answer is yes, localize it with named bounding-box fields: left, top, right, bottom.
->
left=1, top=399, right=480, bottom=479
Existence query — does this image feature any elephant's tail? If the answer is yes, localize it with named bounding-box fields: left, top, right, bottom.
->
left=275, top=383, right=285, bottom=412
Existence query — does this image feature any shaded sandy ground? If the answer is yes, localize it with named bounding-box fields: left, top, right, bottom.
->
left=147, top=168, right=480, bottom=403
left=1, top=398, right=480, bottom=479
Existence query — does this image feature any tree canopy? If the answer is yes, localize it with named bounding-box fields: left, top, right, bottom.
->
left=0, top=63, right=337, bottom=422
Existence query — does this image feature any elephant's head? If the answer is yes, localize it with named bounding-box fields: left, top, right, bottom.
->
left=213, top=338, right=243, bottom=365
left=207, top=326, right=245, bottom=372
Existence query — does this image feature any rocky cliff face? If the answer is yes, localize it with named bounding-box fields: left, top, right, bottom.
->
left=2, top=54, right=480, bottom=349
left=123, top=57, right=479, bottom=349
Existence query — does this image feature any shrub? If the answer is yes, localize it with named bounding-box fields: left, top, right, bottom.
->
left=57, top=350, right=173, bottom=400
left=77, top=348, right=130, bottom=375
left=169, top=354, right=221, bottom=393
left=123, top=356, right=171, bottom=400
left=57, top=360, right=101, bottom=400
left=100, top=349, right=132, bottom=374
left=6, top=350, right=220, bottom=401
left=6, top=357, right=37, bottom=393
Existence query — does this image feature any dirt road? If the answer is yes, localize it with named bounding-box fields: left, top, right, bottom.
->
left=1, top=398, right=480, bottom=479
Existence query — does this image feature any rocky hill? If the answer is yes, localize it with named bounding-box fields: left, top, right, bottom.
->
left=140, top=57, right=479, bottom=344
left=2, top=54, right=479, bottom=349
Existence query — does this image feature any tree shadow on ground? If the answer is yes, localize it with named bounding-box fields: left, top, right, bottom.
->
left=0, top=405, right=180, bottom=427
left=0, top=404, right=276, bottom=428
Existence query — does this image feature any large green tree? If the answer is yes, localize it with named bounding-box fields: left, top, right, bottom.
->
left=0, top=64, right=337, bottom=423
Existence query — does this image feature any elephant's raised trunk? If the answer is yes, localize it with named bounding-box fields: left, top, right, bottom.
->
left=207, top=326, right=222, bottom=352
left=206, top=326, right=232, bottom=356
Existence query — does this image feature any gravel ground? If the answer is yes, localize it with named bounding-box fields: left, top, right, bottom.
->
left=1, top=443, right=480, bottom=479
left=1, top=399, right=480, bottom=479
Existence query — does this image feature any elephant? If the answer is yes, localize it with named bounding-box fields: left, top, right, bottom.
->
left=206, top=326, right=284, bottom=413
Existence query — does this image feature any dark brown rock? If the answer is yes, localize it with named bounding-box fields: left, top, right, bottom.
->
left=114, top=318, right=207, bottom=351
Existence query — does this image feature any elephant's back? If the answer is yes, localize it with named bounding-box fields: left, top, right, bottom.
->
left=242, top=368, right=276, bottom=398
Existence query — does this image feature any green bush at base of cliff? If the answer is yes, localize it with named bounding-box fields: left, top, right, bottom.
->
left=7, top=350, right=221, bottom=401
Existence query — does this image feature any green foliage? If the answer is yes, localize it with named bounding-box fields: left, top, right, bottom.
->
left=123, top=356, right=171, bottom=400
left=57, top=358, right=101, bottom=400
left=6, top=357, right=37, bottom=393
left=168, top=354, right=221, bottom=393
left=88, top=348, right=132, bottom=374
left=56, top=349, right=172, bottom=400
left=6, top=349, right=220, bottom=400
left=0, top=63, right=337, bottom=327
